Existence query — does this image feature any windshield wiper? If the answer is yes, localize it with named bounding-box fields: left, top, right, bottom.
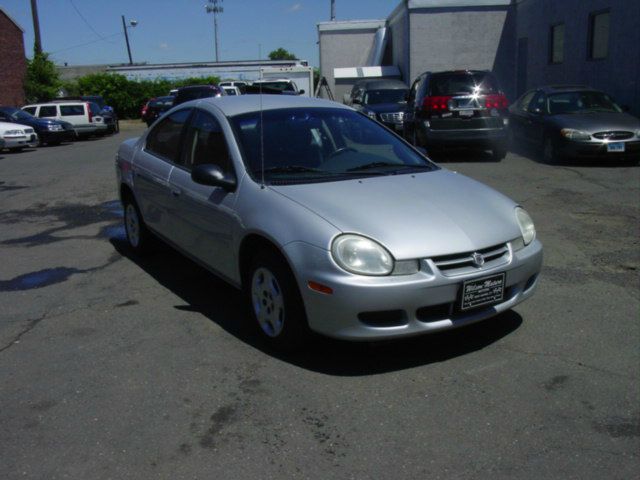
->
left=262, top=165, right=327, bottom=174
left=347, top=162, right=401, bottom=171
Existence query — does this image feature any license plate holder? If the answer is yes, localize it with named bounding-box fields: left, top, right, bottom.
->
left=460, top=273, right=505, bottom=311
left=458, top=109, right=474, bottom=118
left=607, top=142, right=625, bottom=153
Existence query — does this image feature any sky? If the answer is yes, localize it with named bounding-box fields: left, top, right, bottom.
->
left=2, top=0, right=397, bottom=67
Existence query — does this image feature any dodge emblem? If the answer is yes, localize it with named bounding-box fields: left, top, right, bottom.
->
left=472, top=252, right=485, bottom=267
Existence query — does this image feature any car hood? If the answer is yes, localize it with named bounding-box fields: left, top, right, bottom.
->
left=271, top=169, right=522, bottom=259
left=551, top=112, right=640, bottom=133
left=364, top=102, right=406, bottom=114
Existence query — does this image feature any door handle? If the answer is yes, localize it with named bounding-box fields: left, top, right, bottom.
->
left=170, top=187, right=182, bottom=197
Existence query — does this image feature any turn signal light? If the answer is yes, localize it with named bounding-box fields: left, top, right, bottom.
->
left=307, top=281, right=333, bottom=295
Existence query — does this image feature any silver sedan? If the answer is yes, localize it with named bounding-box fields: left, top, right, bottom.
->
left=116, top=95, right=542, bottom=348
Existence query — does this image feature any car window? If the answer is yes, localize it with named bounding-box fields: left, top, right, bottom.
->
left=528, top=92, right=547, bottom=113
left=22, top=107, right=37, bottom=115
left=363, top=89, right=408, bottom=105
left=60, top=105, right=85, bottom=116
left=429, top=72, right=500, bottom=96
left=39, top=106, right=58, bottom=117
left=518, top=91, right=537, bottom=111
left=88, top=103, right=102, bottom=115
left=181, top=110, right=232, bottom=173
left=231, top=108, right=437, bottom=184
left=146, top=108, right=192, bottom=162
left=547, top=91, right=621, bottom=115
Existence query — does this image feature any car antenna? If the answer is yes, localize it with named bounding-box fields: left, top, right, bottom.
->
left=259, top=44, right=265, bottom=189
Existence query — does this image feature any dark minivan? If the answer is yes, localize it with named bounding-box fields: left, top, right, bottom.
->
left=403, top=70, right=509, bottom=160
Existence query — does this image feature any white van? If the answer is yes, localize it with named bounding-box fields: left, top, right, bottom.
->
left=22, top=102, right=108, bottom=137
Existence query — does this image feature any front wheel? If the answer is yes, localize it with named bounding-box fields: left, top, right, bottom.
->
left=123, top=196, right=152, bottom=255
left=542, top=137, right=560, bottom=164
left=245, top=250, right=310, bottom=350
left=491, top=145, right=507, bottom=161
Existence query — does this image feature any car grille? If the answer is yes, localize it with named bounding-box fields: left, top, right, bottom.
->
left=24, top=128, right=34, bottom=134
left=431, top=243, right=510, bottom=277
left=592, top=131, right=634, bottom=140
left=379, top=112, right=404, bottom=124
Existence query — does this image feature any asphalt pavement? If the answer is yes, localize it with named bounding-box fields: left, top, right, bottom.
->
left=0, top=122, right=638, bottom=479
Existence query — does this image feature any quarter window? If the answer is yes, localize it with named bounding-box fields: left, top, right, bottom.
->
left=181, top=110, right=232, bottom=173
left=60, top=105, right=85, bottom=116
left=549, top=23, right=564, bottom=64
left=589, top=10, right=610, bottom=59
left=146, top=108, right=191, bottom=162
left=39, top=106, right=57, bottom=117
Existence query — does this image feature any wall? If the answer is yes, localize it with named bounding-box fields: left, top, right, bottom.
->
left=516, top=0, right=640, bottom=114
left=408, top=5, right=516, bottom=97
left=0, top=11, right=26, bottom=106
left=388, top=4, right=411, bottom=85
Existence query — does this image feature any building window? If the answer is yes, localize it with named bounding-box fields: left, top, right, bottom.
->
left=589, top=10, right=610, bottom=60
left=549, top=23, right=565, bottom=64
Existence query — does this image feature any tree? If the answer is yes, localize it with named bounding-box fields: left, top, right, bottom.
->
left=268, top=48, right=297, bottom=60
left=25, top=52, right=60, bottom=102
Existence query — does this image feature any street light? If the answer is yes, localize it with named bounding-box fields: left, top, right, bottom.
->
left=121, top=15, right=138, bottom=65
left=205, top=0, right=223, bottom=62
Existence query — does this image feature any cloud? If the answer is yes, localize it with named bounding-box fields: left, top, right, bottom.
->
left=159, top=42, right=169, bottom=50
left=287, top=3, right=302, bottom=13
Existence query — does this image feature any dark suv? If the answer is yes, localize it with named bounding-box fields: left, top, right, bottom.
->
left=403, top=70, right=509, bottom=160
left=348, top=79, right=408, bottom=132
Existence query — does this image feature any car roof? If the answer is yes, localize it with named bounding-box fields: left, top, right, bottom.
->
left=191, top=95, right=351, bottom=117
left=537, top=85, right=598, bottom=94
left=177, top=85, right=220, bottom=92
left=356, top=79, right=407, bottom=90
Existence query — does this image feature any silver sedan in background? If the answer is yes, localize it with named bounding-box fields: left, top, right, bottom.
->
left=116, top=96, right=542, bottom=349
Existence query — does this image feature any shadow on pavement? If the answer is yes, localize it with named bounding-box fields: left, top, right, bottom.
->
left=509, top=141, right=639, bottom=167
left=110, top=236, right=523, bottom=376
left=428, top=148, right=500, bottom=163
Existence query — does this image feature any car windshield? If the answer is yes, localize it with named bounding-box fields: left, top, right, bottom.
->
left=230, top=108, right=436, bottom=184
left=430, top=72, right=499, bottom=96
left=548, top=91, right=622, bottom=115
left=4, top=108, right=34, bottom=121
left=363, top=89, right=408, bottom=105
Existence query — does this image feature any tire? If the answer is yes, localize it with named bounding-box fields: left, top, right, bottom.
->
left=9, top=147, right=24, bottom=152
left=123, top=195, right=152, bottom=255
left=542, top=137, right=560, bottom=164
left=244, top=249, right=310, bottom=350
left=491, top=145, right=507, bottom=161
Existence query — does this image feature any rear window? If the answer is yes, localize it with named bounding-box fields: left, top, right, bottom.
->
left=39, top=106, right=58, bottom=117
left=429, top=73, right=500, bottom=96
left=60, top=105, right=85, bottom=116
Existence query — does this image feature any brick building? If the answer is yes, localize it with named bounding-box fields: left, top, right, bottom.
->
left=0, top=8, right=27, bottom=106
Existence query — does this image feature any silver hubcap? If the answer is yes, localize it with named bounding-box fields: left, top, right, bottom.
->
left=125, top=204, right=140, bottom=248
left=251, top=267, right=285, bottom=337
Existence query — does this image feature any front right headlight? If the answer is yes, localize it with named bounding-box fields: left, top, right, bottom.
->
left=515, top=207, right=536, bottom=246
left=331, top=234, right=394, bottom=276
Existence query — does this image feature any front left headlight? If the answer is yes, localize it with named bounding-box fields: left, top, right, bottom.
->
left=515, top=207, right=536, bottom=246
left=364, top=110, right=377, bottom=120
left=331, top=234, right=394, bottom=276
left=560, top=128, right=591, bottom=141
left=3, top=129, right=25, bottom=136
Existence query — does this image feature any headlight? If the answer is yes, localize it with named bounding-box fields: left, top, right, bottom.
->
left=47, top=124, right=63, bottom=131
left=636, top=129, right=640, bottom=138
left=560, top=128, right=591, bottom=141
left=515, top=207, right=536, bottom=246
left=364, top=110, right=377, bottom=120
left=3, top=129, right=24, bottom=136
left=331, top=234, right=394, bottom=276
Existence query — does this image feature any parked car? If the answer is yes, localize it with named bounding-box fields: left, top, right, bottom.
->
left=141, top=96, right=175, bottom=126
left=249, top=79, right=304, bottom=95
left=509, top=85, right=640, bottom=163
left=55, top=95, right=119, bottom=133
left=0, top=107, right=75, bottom=145
left=222, top=86, right=242, bottom=96
left=172, top=85, right=225, bottom=107
left=219, top=81, right=249, bottom=93
left=347, top=79, right=409, bottom=132
left=22, top=102, right=108, bottom=138
left=0, top=121, right=39, bottom=151
left=116, top=95, right=542, bottom=349
left=403, top=70, right=509, bottom=160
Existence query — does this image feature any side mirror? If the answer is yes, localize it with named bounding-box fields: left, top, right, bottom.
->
left=352, top=98, right=361, bottom=105
left=191, top=164, right=236, bottom=191
left=298, top=89, right=305, bottom=95
left=343, top=93, right=351, bottom=105
left=531, top=107, right=544, bottom=115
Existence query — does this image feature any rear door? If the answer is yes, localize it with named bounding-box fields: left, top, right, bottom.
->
left=509, top=90, right=537, bottom=142
left=59, top=104, right=91, bottom=133
left=525, top=91, right=548, bottom=145
left=133, top=108, right=192, bottom=237
left=166, top=108, right=239, bottom=279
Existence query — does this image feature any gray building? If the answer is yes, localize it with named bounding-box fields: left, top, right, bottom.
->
left=318, top=0, right=640, bottom=114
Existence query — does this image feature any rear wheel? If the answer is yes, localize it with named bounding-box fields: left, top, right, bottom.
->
left=244, top=249, right=310, bottom=350
left=123, top=195, right=152, bottom=255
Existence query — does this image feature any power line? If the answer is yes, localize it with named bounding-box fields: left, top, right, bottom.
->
left=49, top=31, right=122, bottom=55
left=68, top=0, right=114, bottom=43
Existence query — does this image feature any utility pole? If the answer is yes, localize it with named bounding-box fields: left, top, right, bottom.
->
left=330, top=0, right=336, bottom=21
left=30, top=0, right=42, bottom=54
left=205, top=0, right=223, bottom=62
left=121, top=15, right=133, bottom=65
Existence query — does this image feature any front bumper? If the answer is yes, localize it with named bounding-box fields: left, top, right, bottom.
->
left=2, top=133, right=39, bottom=149
left=557, top=139, right=640, bottom=159
left=284, top=239, right=543, bottom=341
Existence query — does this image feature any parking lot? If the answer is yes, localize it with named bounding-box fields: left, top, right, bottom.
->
left=0, top=122, right=638, bottom=479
